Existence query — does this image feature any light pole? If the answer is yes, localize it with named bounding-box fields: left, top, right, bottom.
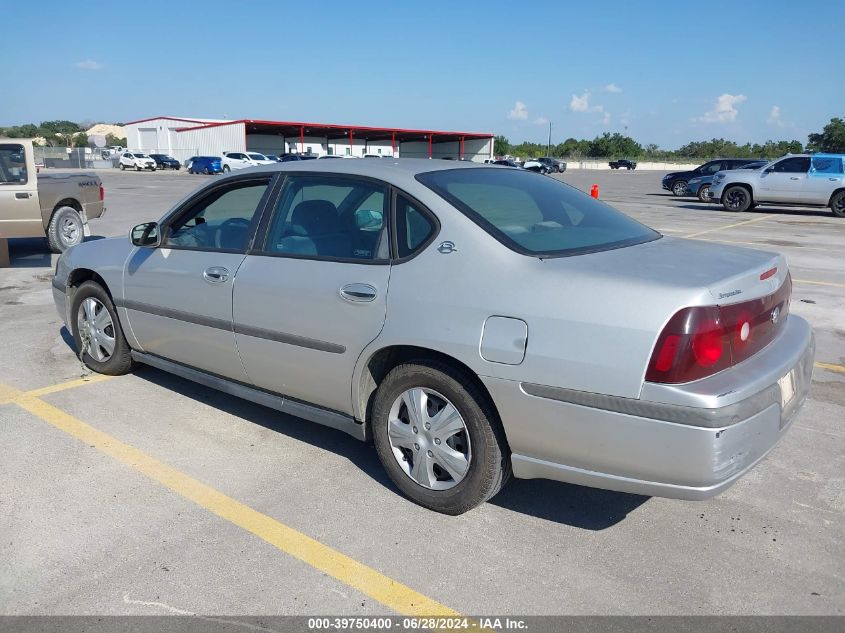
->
left=547, top=121, right=552, bottom=158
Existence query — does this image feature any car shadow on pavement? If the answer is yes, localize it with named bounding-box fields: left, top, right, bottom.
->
left=489, top=478, right=648, bottom=529
left=674, top=204, right=834, bottom=218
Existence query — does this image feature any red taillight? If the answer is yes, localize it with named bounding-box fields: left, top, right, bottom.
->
left=99, top=183, right=105, bottom=201
left=646, top=275, right=792, bottom=384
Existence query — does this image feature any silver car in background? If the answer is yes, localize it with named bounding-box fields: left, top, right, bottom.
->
left=52, top=159, right=813, bottom=514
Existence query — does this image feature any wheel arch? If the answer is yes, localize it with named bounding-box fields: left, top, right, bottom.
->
left=66, top=268, right=115, bottom=311
left=827, top=187, right=845, bottom=206
left=45, top=198, right=83, bottom=228
left=354, top=344, right=502, bottom=443
left=720, top=181, right=754, bottom=203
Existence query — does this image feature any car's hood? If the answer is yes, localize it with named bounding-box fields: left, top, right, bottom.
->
left=662, top=170, right=694, bottom=180
left=538, top=235, right=786, bottom=305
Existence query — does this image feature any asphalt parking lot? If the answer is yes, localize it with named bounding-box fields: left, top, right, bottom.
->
left=1, top=167, right=843, bottom=616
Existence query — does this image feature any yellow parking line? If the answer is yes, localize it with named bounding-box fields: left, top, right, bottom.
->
left=794, top=279, right=845, bottom=288
left=816, top=362, right=845, bottom=375
left=26, top=374, right=114, bottom=398
left=684, top=214, right=776, bottom=238
left=2, top=381, right=457, bottom=617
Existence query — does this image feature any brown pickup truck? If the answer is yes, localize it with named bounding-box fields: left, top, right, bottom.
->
left=0, top=138, right=105, bottom=253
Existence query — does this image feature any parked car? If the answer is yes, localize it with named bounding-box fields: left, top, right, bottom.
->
left=0, top=138, right=105, bottom=252
left=265, top=154, right=282, bottom=162
left=187, top=156, right=223, bottom=175
left=609, top=159, right=637, bottom=170
left=491, top=159, right=521, bottom=168
left=119, top=152, right=156, bottom=171
left=535, top=157, right=564, bottom=173
left=221, top=151, right=276, bottom=172
left=662, top=158, right=765, bottom=197
left=523, top=159, right=552, bottom=174
left=52, top=159, right=813, bottom=514
left=709, top=154, right=845, bottom=216
left=686, top=160, right=769, bottom=202
left=280, top=153, right=318, bottom=162
left=149, top=154, right=181, bottom=170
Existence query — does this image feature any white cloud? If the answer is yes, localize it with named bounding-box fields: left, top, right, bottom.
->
left=570, top=90, right=604, bottom=114
left=695, top=93, right=747, bottom=123
left=533, top=116, right=549, bottom=125
left=74, top=59, right=103, bottom=70
left=603, top=83, right=622, bottom=93
left=766, top=105, right=784, bottom=127
left=507, top=101, right=528, bottom=120
left=601, top=112, right=611, bottom=125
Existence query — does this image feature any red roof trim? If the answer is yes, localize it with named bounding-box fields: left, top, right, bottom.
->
left=173, top=118, right=492, bottom=138
left=123, top=116, right=224, bottom=126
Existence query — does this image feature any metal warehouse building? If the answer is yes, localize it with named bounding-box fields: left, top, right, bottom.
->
left=123, top=116, right=494, bottom=163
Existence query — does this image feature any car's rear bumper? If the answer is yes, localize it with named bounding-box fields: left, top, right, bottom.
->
left=482, top=315, right=814, bottom=500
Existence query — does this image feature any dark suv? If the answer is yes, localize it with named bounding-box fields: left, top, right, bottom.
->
left=662, top=159, right=765, bottom=197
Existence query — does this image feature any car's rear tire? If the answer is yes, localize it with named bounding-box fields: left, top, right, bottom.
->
left=697, top=185, right=712, bottom=203
left=671, top=180, right=688, bottom=196
left=830, top=191, right=845, bottom=218
left=722, top=185, right=753, bottom=212
left=118, top=163, right=125, bottom=171
left=70, top=281, right=135, bottom=376
left=46, top=206, right=84, bottom=253
left=371, top=360, right=511, bottom=515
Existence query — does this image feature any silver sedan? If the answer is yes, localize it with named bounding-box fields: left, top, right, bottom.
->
left=52, top=159, right=814, bottom=514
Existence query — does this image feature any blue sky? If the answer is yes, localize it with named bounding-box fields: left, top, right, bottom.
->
left=1, top=0, right=841, bottom=149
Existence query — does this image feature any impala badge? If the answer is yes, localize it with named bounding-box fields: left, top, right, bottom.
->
left=438, top=241, right=457, bottom=254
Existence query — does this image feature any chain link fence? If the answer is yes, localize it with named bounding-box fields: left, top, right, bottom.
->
left=33, top=146, right=200, bottom=169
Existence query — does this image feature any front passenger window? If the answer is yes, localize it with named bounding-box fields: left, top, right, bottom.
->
left=164, top=180, right=269, bottom=251
left=771, top=157, right=811, bottom=173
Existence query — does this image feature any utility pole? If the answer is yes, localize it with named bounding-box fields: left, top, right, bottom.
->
left=547, top=121, right=552, bottom=157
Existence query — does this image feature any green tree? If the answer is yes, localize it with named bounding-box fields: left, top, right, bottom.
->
left=105, top=134, right=127, bottom=147
left=807, top=117, right=845, bottom=153
left=493, top=135, right=510, bottom=156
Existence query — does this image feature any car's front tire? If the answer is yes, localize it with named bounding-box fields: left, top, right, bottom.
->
left=722, top=185, right=753, bottom=212
left=830, top=190, right=845, bottom=218
left=671, top=180, right=688, bottom=196
left=371, top=360, right=511, bottom=515
left=222, top=165, right=230, bottom=173
left=69, top=281, right=135, bottom=376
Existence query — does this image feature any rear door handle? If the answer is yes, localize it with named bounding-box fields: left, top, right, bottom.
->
left=15, top=192, right=31, bottom=199
left=203, top=266, right=230, bottom=283
left=789, top=177, right=799, bottom=180
left=340, top=283, right=377, bottom=302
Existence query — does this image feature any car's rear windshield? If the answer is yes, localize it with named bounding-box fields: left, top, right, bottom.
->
left=416, top=168, right=660, bottom=257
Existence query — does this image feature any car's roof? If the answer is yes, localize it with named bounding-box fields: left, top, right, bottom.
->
left=242, top=157, right=492, bottom=179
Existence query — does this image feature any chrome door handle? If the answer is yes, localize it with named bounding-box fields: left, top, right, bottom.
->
left=203, top=266, right=230, bottom=283
left=340, top=283, right=377, bottom=302
left=830, top=178, right=839, bottom=181
left=789, top=177, right=799, bottom=180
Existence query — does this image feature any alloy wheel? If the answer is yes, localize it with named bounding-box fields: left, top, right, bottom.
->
left=725, top=189, right=748, bottom=210
left=672, top=181, right=687, bottom=196
left=387, top=387, right=471, bottom=491
left=60, top=214, right=81, bottom=247
left=76, top=297, right=116, bottom=362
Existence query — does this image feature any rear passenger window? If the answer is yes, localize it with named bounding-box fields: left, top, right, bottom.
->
left=771, top=157, right=811, bottom=173
left=395, top=195, right=436, bottom=258
left=811, top=157, right=844, bottom=174
left=262, top=176, right=388, bottom=261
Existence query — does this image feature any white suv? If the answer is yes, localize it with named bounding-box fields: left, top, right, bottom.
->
left=221, top=151, right=275, bottom=172
left=710, top=154, right=845, bottom=217
left=119, top=152, right=157, bottom=171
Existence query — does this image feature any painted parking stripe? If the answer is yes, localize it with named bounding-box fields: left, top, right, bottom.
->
left=816, top=362, right=845, bottom=375
left=1, top=381, right=458, bottom=617
left=684, top=214, right=776, bottom=238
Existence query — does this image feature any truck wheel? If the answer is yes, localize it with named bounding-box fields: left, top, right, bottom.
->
left=371, top=360, right=511, bottom=515
left=47, top=206, right=84, bottom=253
left=697, top=185, right=712, bottom=203
left=831, top=191, right=845, bottom=218
left=722, top=185, right=753, bottom=212
left=671, top=180, right=688, bottom=196
left=70, top=281, right=135, bottom=376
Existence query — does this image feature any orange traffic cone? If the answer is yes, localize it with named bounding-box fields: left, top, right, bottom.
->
left=590, top=184, right=599, bottom=199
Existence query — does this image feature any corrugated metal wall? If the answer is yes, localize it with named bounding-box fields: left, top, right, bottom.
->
left=173, top=123, right=246, bottom=159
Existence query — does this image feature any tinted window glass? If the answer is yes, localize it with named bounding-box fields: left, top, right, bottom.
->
left=700, top=161, right=723, bottom=174
left=263, top=176, right=388, bottom=261
left=417, top=168, right=659, bottom=257
left=771, top=157, right=811, bottom=173
left=811, top=156, right=844, bottom=174
left=0, top=144, right=28, bottom=184
left=396, top=195, right=436, bottom=258
left=164, top=180, right=268, bottom=251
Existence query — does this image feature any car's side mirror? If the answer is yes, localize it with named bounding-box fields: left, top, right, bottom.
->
left=130, top=222, right=161, bottom=248
left=764, top=167, right=774, bottom=174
